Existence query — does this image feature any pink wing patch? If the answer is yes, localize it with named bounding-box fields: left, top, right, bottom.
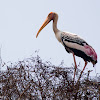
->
left=84, top=44, right=97, bottom=61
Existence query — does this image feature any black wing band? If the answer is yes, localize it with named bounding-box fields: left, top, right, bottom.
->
left=61, top=33, right=88, bottom=46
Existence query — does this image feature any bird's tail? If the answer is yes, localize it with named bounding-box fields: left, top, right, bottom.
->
left=92, top=60, right=97, bottom=67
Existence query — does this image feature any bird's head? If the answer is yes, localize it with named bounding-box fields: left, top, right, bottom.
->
left=36, top=12, right=58, bottom=38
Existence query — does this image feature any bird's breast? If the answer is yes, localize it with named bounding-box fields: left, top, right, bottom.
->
left=55, top=31, right=62, bottom=42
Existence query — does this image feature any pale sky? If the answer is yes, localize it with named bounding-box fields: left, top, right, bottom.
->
left=0, top=0, right=100, bottom=76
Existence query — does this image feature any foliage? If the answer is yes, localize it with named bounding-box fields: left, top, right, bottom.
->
left=0, top=55, right=100, bottom=100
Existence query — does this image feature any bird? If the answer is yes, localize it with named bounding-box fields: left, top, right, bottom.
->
left=36, top=12, right=97, bottom=82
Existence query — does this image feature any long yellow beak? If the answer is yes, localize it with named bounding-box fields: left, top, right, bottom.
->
left=36, top=17, right=51, bottom=38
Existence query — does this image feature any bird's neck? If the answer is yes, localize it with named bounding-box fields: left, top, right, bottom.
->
left=53, top=16, right=59, bottom=34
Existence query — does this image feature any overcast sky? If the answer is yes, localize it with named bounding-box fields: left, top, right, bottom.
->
left=0, top=0, right=100, bottom=76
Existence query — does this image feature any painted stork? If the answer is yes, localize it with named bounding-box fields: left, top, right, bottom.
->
left=36, top=12, right=97, bottom=82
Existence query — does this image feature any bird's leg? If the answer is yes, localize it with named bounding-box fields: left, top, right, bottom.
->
left=76, top=61, right=87, bottom=84
left=72, top=53, right=77, bottom=82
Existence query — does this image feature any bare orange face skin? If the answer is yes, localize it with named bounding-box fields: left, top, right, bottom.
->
left=36, top=12, right=55, bottom=38
left=48, top=12, right=55, bottom=20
